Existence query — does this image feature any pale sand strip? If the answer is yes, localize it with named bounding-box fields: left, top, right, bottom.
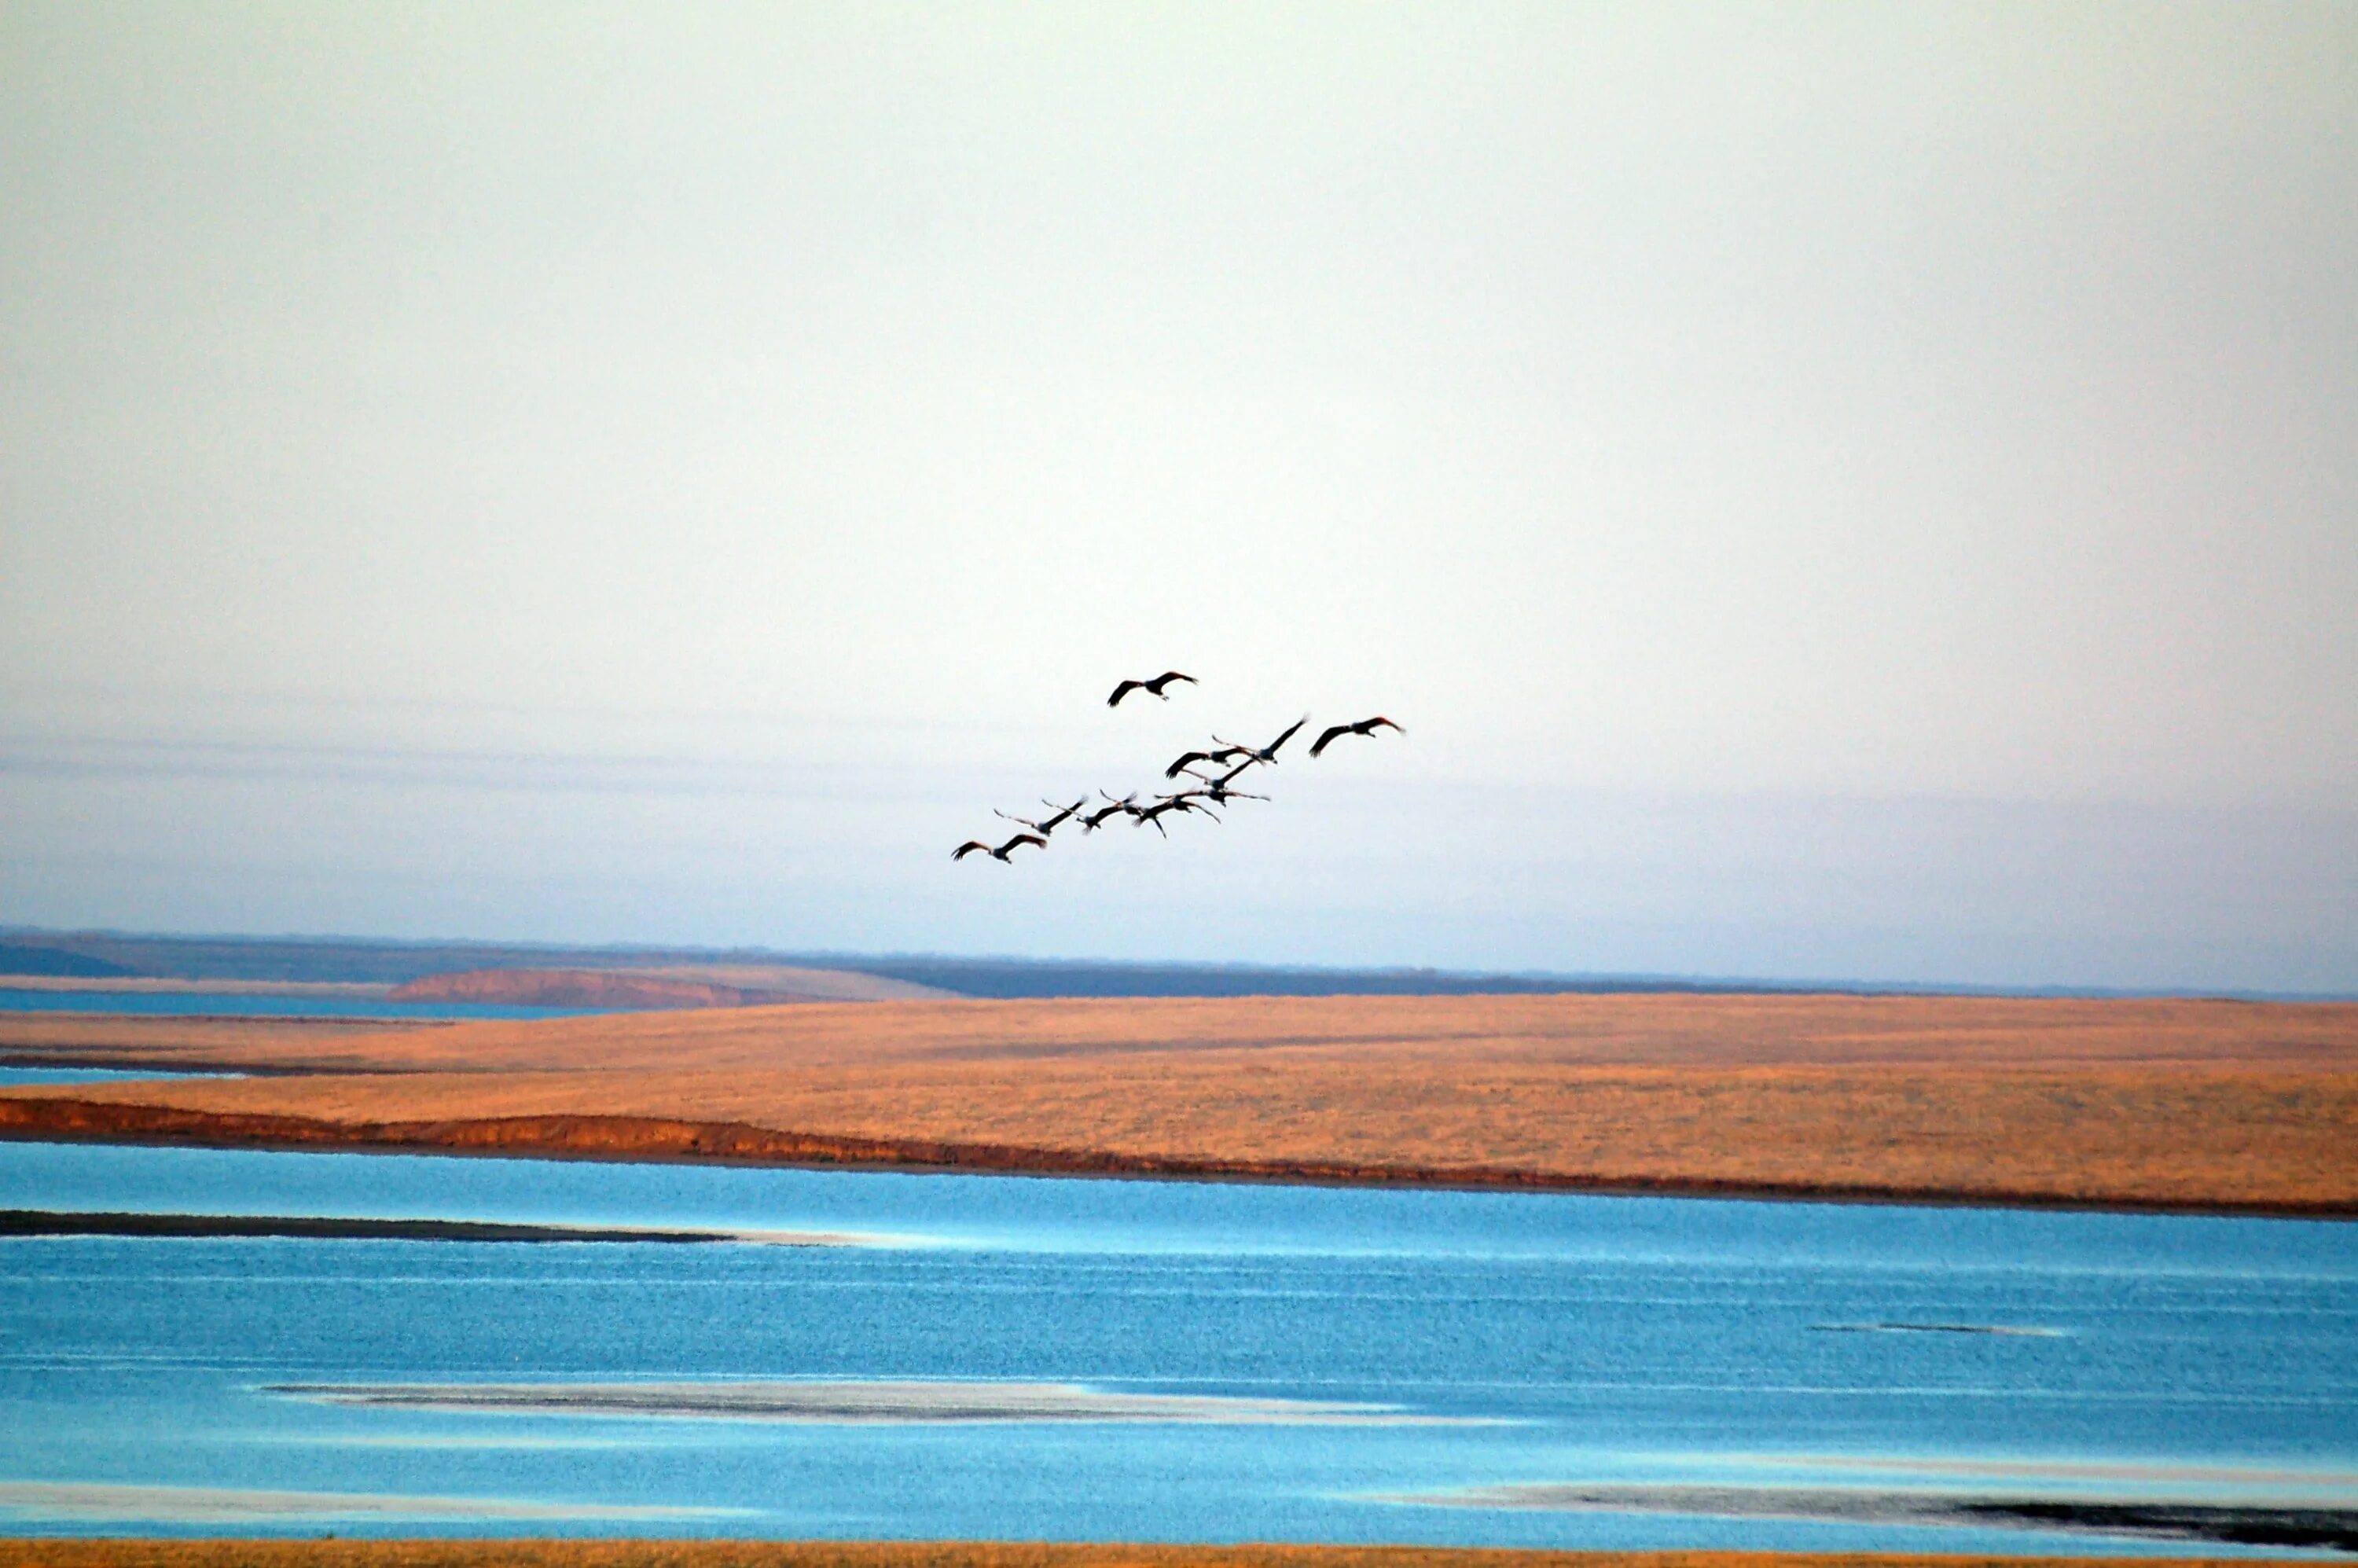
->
left=0, top=1480, right=736, bottom=1523
left=1383, top=1485, right=2358, bottom=1550
left=271, top=1379, right=1471, bottom=1425
left=1761, top=1454, right=2358, bottom=1488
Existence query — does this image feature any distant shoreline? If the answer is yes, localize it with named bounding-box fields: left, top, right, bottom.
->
left=13, top=926, right=2351, bottom=1003
left=0, top=1207, right=855, bottom=1245
left=0, top=975, right=395, bottom=997
left=2, top=1097, right=2350, bottom=1221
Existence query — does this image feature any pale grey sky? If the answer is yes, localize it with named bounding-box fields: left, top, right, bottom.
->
left=2, top=4, right=2353, bottom=990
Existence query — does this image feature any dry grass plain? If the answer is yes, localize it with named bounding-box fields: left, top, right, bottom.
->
left=3, top=993, right=2354, bottom=1214
left=0, top=1547, right=2296, bottom=1568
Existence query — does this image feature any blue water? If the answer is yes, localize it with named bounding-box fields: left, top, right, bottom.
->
left=0, top=1067, right=239, bottom=1086
left=0, top=1140, right=2352, bottom=1548
left=0, top=990, right=593, bottom=1020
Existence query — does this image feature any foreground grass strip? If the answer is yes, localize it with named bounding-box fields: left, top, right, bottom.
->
left=2, top=1094, right=2352, bottom=1217
left=0, top=1548, right=2306, bottom=1568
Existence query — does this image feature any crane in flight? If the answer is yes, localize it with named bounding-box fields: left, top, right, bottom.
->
left=1309, top=716, right=1405, bottom=758
left=1107, top=670, right=1196, bottom=707
left=1188, top=773, right=1267, bottom=807
left=997, top=797, right=1089, bottom=836
left=1078, top=793, right=1140, bottom=832
left=1133, top=792, right=1221, bottom=837
left=1163, top=744, right=1252, bottom=779
left=952, top=832, right=1049, bottom=862
left=1214, top=716, right=1309, bottom=767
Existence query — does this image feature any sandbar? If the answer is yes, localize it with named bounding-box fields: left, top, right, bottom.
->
left=269, top=1379, right=1457, bottom=1425
left=0, top=1480, right=734, bottom=1525
left=1385, top=1485, right=2358, bottom=1551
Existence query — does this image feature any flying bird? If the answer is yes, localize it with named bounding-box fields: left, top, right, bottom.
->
left=997, top=797, right=1089, bottom=836
left=1309, top=716, right=1405, bottom=758
left=1189, top=773, right=1268, bottom=806
left=1133, top=793, right=1221, bottom=836
left=1214, top=716, right=1309, bottom=766
left=1079, top=793, right=1140, bottom=831
left=952, top=832, right=1049, bottom=862
left=1204, top=758, right=1263, bottom=788
left=1163, top=744, right=1251, bottom=780
left=1107, top=670, right=1197, bottom=707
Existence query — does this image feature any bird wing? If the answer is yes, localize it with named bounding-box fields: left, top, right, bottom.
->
left=1001, top=832, right=1049, bottom=854
left=1165, top=750, right=1210, bottom=778
left=1364, top=715, right=1403, bottom=734
left=1106, top=679, right=1141, bottom=707
left=952, top=841, right=990, bottom=860
left=1151, top=670, right=1196, bottom=692
left=1266, top=716, right=1309, bottom=756
left=1309, top=723, right=1351, bottom=758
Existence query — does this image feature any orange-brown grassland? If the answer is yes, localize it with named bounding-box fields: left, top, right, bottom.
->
left=3, top=991, right=2352, bottom=1215
left=0, top=1543, right=2309, bottom=1568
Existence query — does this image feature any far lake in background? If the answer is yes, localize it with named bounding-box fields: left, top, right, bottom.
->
left=0, top=1140, right=2352, bottom=1549
left=0, top=1067, right=245, bottom=1087
left=0, top=990, right=595, bottom=1021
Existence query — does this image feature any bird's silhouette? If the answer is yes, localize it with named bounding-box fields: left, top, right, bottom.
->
left=1079, top=793, right=1140, bottom=831
left=952, top=832, right=1049, bottom=862
left=1186, top=757, right=1262, bottom=790
left=1214, top=716, right=1309, bottom=766
left=1190, top=775, right=1268, bottom=806
left=997, top=796, right=1089, bottom=836
left=1163, top=744, right=1251, bottom=780
left=1133, top=792, right=1221, bottom=836
left=1309, top=716, right=1405, bottom=758
left=1107, top=670, right=1196, bottom=707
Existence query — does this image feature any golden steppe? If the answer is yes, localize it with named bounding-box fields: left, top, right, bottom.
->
left=3, top=993, right=2355, bottom=1214
left=0, top=1547, right=2296, bottom=1568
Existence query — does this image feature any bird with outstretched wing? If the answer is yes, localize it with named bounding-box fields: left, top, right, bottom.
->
left=1107, top=670, right=1197, bottom=707
left=1309, top=716, right=1405, bottom=758
left=953, top=832, right=1049, bottom=861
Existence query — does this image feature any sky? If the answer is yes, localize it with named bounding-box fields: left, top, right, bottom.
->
left=2, top=3, right=2353, bottom=992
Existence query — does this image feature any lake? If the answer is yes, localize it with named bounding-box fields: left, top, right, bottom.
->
left=0, top=1067, right=243, bottom=1088
left=0, top=1139, right=2352, bottom=1549
left=0, top=990, right=593, bottom=1021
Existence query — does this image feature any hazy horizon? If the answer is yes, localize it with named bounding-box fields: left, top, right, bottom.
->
left=5, top=4, right=2353, bottom=993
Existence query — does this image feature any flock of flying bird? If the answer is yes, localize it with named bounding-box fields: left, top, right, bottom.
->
left=952, top=670, right=1402, bottom=862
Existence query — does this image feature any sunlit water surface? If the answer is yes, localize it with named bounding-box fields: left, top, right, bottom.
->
left=0, top=1140, right=2352, bottom=1549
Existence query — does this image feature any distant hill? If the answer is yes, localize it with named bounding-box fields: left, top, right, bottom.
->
left=1, top=930, right=1627, bottom=997
left=390, top=966, right=952, bottom=1009
left=838, top=957, right=1664, bottom=999
left=11, top=926, right=2312, bottom=1001
left=0, top=942, right=136, bottom=979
